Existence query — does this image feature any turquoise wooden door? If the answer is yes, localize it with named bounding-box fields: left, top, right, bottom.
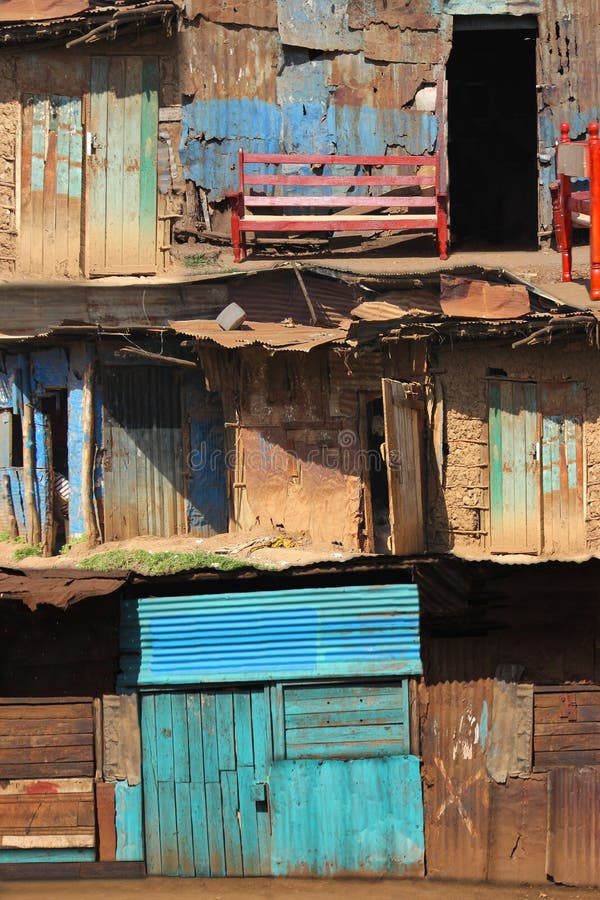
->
left=87, top=56, right=158, bottom=275
left=141, top=689, right=272, bottom=877
left=489, top=379, right=541, bottom=553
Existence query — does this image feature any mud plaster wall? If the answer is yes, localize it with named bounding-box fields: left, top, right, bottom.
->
left=428, top=338, right=600, bottom=556
left=205, top=343, right=413, bottom=548
left=0, top=55, right=18, bottom=275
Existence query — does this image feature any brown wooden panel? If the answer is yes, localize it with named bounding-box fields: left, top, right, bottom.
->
left=0, top=733, right=93, bottom=749
left=0, top=786, right=95, bottom=847
left=534, top=691, right=600, bottom=708
left=535, top=749, right=600, bottom=767
left=95, top=782, right=116, bottom=862
left=0, top=703, right=92, bottom=719
left=0, top=746, right=94, bottom=764
left=536, top=722, right=600, bottom=735
left=535, top=732, right=600, bottom=752
left=0, top=719, right=93, bottom=737
left=0, top=763, right=94, bottom=779
left=535, top=705, right=600, bottom=724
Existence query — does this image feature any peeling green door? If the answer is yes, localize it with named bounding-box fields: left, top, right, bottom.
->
left=87, top=56, right=158, bottom=275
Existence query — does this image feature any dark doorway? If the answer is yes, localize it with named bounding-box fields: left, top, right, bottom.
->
left=447, top=19, right=538, bottom=247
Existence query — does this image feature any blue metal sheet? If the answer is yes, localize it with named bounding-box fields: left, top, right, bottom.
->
left=269, top=755, right=424, bottom=875
left=120, top=583, right=422, bottom=687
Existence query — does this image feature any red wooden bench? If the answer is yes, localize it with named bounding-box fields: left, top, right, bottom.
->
left=551, top=121, right=600, bottom=299
left=228, top=149, right=448, bottom=263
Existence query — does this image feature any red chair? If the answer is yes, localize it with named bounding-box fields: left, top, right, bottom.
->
left=551, top=122, right=600, bottom=300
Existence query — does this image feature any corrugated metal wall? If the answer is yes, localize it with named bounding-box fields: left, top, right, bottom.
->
left=120, top=583, right=421, bottom=687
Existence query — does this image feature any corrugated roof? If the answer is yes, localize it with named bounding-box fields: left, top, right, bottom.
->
left=0, top=0, right=170, bottom=22
left=169, top=319, right=349, bottom=351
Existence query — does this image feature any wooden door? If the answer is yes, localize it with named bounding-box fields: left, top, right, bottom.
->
left=489, top=379, right=541, bottom=554
left=381, top=378, right=425, bottom=555
left=539, top=382, right=584, bottom=555
left=21, top=94, right=83, bottom=276
left=141, top=689, right=272, bottom=877
left=102, top=366, right=185, bottom=540
left=86, top=57, right=158, bottom=275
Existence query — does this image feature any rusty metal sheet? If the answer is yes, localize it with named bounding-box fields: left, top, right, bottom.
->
left=352, top=290, right=442, bottom=320
left=169, top=319, right=349, bottom=351
left=547, top=766, right=600, bottom=886
left=348, top=0, right=438, bottom=30
left=440, top=276, right=531, bottom=319
left=485, top=666, right=533, bottom=784
left=277, top=0, right=362, bottom=52
left=330, top=54, right=432, bottom=109
left=179, top=22, right=279, bottom=102
left=0, top=0, right=90, bottom=21
left=188, top=0, right=276, bottom=27
left=363, top=24, right=448, bottom=65
left=421, top=638, right=494, bottom=881
left=488, top=774, right=548, bottom=884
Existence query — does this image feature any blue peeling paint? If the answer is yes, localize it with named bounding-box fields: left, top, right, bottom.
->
left=479, top=700, right=488, bottom=750
left=31, top=348, right=68, bottom=395
left=67, top=344, right=92, bottom=538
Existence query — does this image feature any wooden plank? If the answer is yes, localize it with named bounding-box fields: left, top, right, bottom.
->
left=29, top=96, right=47, bottom=276
left=186, top=694, right=204, bottom=784
left=122, top=57, right=142, bottom=268
left=42, top=102, right=57, bottom=274
left=237, top=766, right=260, bottom=875
left=157, top=781, right=178, bottom=876
left=154, top=694, right=174, bottom=784
left=0, top=779, right=93, bottom=794
left=536, top=704, right=600, bottom=724
left=536, top=722, right=600, bottom=735
left=284, top=683, right=402, bottom=703
left=0, top=764, right=94, bottom=779
left=66, top=97, right=83, bottom=277
left=270, top=684, right=285, bottom=762
left=140, top=696, right=161, bottom=874
left=216, top=693, right=236, bottom=771
left=204, top=781, right=225, bottom=876
left=174, top=782, right=194, bottom=877
left=0, top=848, right=95, bottom=865
left=0, top=704, right=92, bottom=719
left=286, top=708, right=406, bottom=728
left=114, top=782, right=143, bottom=862
left=54, top=96, right=70, bottom=276
left=0, top=719, right=93, bottom=737
left=20, top=96, right=34, bottom=273
left=233, top=691, right=253, bottom=769
left=501, top=382, right=517, bottom=551
left=488, top=379, right=504, bottom=549
left=0, top=698, right=94, bottom=707
left=95, top=782, right=116, bottom=862
left=190, top=782, right=210, bottom=876
left=220, top=770, right=242, bottom=875
left=286, top=722, right=405, bottom=744
left=250, top=688, right=271, bottom=876
left=200, top=693, right=219, bottom=783
left=535, top=691, right=600, bottom=707
left=0, top=747, right=93, bottom=764
left=286, top=738, right=409, bottom=760
left=88, top=57, right=109, bottom=274
left=535, top=749, right=600, bottom=767
left=171, top=693, right=190, bottom=784
left=0, top=734, right=93, bottom=749
left=105, top=56, right=125, bottom=268
left=139, top=58, right=158, bottom=271
left=534, top=732, right=600, bottom=751
left=382, top=378, right=425, bottom=555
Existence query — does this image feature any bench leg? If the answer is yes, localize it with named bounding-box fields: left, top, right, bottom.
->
left=437, top=195, right=449, bottom=261
left=551, top=176, right=573, bottom=282
left=240, top=230, right=247, bottom=261
left=231, top=211, right=242, bottom=264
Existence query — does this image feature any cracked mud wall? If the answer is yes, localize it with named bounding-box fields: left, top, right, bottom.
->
left=0, top=55, right=18, bottom=275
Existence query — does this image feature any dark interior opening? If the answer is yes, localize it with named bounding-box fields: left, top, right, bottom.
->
left=447, top=22, right=538, bottom=247
left=366, top=397, right=390, bottom=554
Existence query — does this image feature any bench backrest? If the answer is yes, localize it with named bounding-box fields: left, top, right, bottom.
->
left=237, top=150, right=442, bottom=209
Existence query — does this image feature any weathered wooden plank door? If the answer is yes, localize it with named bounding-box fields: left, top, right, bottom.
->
left=21, top=94, right=83, bottom=276
left=489, top=379, right=541, bottom=553
left=141, top=689, right=272, bottom=877
left=381, top=378, right=425, bottom=554
left=539, top=382, right=584, bottom=555
left=86, top=57, right=158, bottom=275
left=102, top=366, right=186, bottom=540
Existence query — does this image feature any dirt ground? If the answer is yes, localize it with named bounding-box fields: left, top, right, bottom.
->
left=2, top=878, right=600, bottom=900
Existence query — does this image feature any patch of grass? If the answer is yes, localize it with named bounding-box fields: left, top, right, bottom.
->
left=14, top=544, right=42, bottom=561
left=59, top=535, right=89, bottom=555
left=0, top=531, right=11, bottom=543
left=78, top=549, right=267, bottom=576
left=183, top=253, right=212, bottom=269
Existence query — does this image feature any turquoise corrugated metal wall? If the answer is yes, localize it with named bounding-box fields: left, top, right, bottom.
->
left=119, top=583, right=422, bottom=687
left=270, top=756, right=424, bottom=876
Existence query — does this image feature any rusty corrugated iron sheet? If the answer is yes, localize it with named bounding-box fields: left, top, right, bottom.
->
left=488, top=774, right=548, bottom=884
left=348, top=0, right=438, bottom=30
left=277, top=0, right=361, bottom=52
left=420, top=637, right=494, bottom=881
left=440, top=276, right=531, bottom=319
left=169, top=319, right=349, bottom=351
left=547, top=766, right=600, bottom=886
left=188, top=0, right=276, bottom=27
left=0, top=0, right=170, bottom=22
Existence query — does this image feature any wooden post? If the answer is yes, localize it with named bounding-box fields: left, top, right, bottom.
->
left=559, top=122, right=573, bottom=283
left=22, top=401, right=41, bottom=547
left=42, top=414, right=54, bottom=557
left=82, top=362, right=99, bottom=546
left=589, top=122, right=600, bottom=300
left=3, top=473, right=18, bottom=540
left=95, top=781, right=117, bottom=861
